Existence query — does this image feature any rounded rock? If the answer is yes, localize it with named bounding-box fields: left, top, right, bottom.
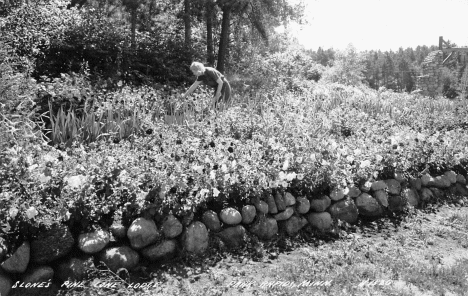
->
left=284, top=192, right=296, bottom=206
left=202, top=210, right=221, bottom=232
left=274, top=207, right=294, bottom=221
left=310, top=195, right=331, bottom=212
left=22, top=266, right=54, bottom=283
left=183, top=222, right=209, bottom=255
left=161, top=215, right=183, bottom=238
left=241, top=205, right=256, bottom=224
left=250, top=216, right=278, bottom=240
left=296, top=197, right=310, bottom=214
left=307, top=212, right=333, bottom=232
left=141, top=240, right=177, bottom=262
left=127, top=218, right=160, bottom=249
left=355, top=193, right=383, bottom=217
left=100, top=246, right=140, bottom=273
left=78, top=229, right=110, bottom=254
left=254, top=200, right=269, bottom=214
left=1, top=241, right=30, bottom=273
left=328, top=199, right=359, bottom=224
left=220, top=207, right=242, bottom=225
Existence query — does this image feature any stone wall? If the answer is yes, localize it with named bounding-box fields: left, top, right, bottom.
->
left=0, top=171, right=468, bottom=295
left=416, top=50, right=468, bottom=97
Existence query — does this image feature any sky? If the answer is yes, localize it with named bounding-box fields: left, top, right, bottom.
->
left=278, top=0, right=468, bottom=52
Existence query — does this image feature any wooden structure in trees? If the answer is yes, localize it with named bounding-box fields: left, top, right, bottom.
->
left=416, top=37, right=467, bottom=98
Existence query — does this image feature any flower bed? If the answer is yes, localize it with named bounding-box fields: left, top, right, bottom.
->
left=1, top=82, right=468, bottom=295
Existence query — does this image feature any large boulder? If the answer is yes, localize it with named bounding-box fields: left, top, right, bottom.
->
left=22, top=266, right=54, bottom=283
left=30, top=224, right=74, bottom=264
left=429, top=187, right=445, bottom=199
left=384, top=179, right=401, bottom=195
left=219, top=208, right=242, bottom=225
left=202, top=210, right=221, bottom=232
left=327, top=199, right=359, bottom=224
left=307, top=212, right=333, bottom=232
left=241, top=205, right=256, bottom=224
left=217, top=226, right=247, bottom=249
left=409, top=178, right=422, bottom=190
left=456, top=174, right=466, bottom=185
left=388, top=195, right=406, bottom=212
left=444, top=171, right=457, bottom=184
left=355, top=193, right=383, bottom=217
left=250, top=216, right=278, bottom=240
left=284, top=192, right=296, bottom=206
left=373, top=190, right=389, bottom=207
left=182, top=222, right=209, bottom=255
left=99, top=246, right=139, bottom=273
left=274, top=207, right=294, bottom=221
left=141, top=240, right=177, bottom=262
left=253, top=200, right=269, bottom=215
left=346, top=186, right=361, bottom=198
left=109, top=223, right=127, bottom=240
left=1, top=241, right=30, bottom=273
left=454, top=183, right=468, bottom=196
left=161, top=215, right=183, bottom=238
left=371, top=180, right=387, bottom=191
left=284, top=216, right=308, bottom=236
left=420, top=187, right=434, bottom=201
left=265, top=193, right=278, bottom=214
left=402, top=188, right=419, bottom=207
left=78, top=229, right=110, bottom=254
left=274, top=191, right=286, bottom=211
left=0, top=271, right=12, bottom=296
left=329, top=188, right=345, bottom=201
left=56, top=256, right=95, bottom=282
left=310, top=195, right=331, bottom=212
left=295, top=197, right=310, bottom=214
left=421, top=174, right=451, bottom=188
left=127, top=218, right=160, bottom=249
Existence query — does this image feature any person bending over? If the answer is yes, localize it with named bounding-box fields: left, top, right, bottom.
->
left=182, top=62, right=231, bottom=109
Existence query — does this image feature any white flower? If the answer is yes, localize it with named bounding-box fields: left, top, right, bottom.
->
left=9, top=207, right=19, bottom=218
left=38, top=174, right=51, bottom=184
left=286, top=172, right=297, bottom=181
left=210, top=171, right=216, bottom=180
left=281, top=181, right=288, bottom=188
left=354, top=149, right=362, bottom=156
left=346, top=155, right=355, bottom=162
left=375, top=155, right=383, bottom=163
left=193, top=165, right=204, bottom=174
left=310, top=154, right=316, bottom=162
left=107, top=156, right=115, bottom=162
left=26, top=207, right=38, bottom=219
left=213, top=188, right=220, bottom=197
left=221, top=164, right=228, bottom=173
left=282, top=159, right=289, bottom=170
left=65, top=175, right=86, bottom=189
left=360, top=160, right=371, bottom=168
left=278, top=171, right=286, bottom=180
left=296, top=157, right=303, bottom=164
left=297, top=173, right=304, bottom=180
left=27, top=164, right=38, bottom=172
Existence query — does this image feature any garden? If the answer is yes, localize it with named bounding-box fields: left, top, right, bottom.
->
left=1, top=1, right=468, bottom=296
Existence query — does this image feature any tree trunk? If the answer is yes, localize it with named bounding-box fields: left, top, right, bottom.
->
left=131, top=8, right=137, bottom=51
left=217, top=6, right=231, bottom=73
left=184, top=0, right=192, bottom=49
left=206, top=0, right=215, bottom=66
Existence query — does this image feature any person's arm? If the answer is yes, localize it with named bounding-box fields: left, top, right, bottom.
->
left=182, top=81, right=202, bottom=98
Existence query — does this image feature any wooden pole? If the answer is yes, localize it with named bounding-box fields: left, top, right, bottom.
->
left=439, top=36, right=443, bottom=50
